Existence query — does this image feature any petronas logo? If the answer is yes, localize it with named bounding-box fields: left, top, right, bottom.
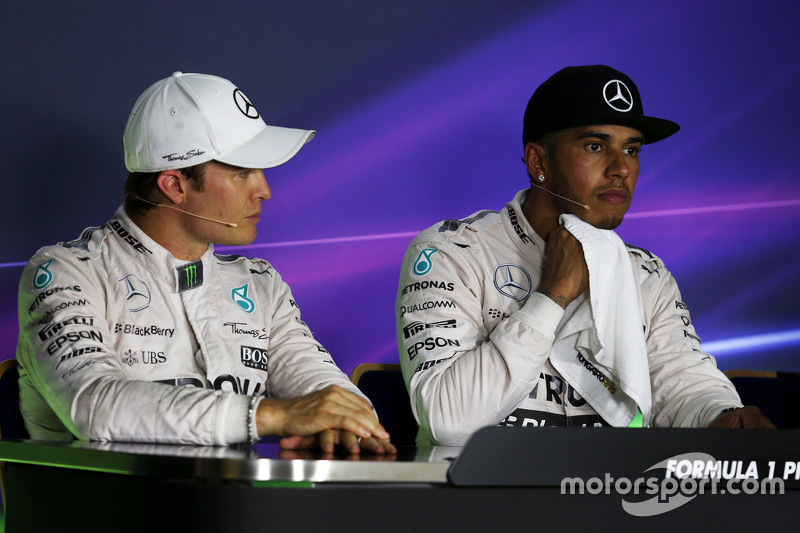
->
left=33, top=258, right=54, bottom=290
left=231, top=284, right=255, bottom=313
left=412, top=248, right=438, bottom=276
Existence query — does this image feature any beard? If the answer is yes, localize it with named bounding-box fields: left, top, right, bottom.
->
left=546, top=158, right=629, bottom=230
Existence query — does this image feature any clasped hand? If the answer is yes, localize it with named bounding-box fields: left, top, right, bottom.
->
left=256, top=385, right=397, bottom=454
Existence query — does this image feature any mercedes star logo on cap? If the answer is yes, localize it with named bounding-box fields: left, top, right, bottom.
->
left=233, top=88, right=260, bottom=119
left=603, top=79, right=634, bottom=112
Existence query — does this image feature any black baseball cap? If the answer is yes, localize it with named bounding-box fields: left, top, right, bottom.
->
left=522, top=65, right=680, bottom=146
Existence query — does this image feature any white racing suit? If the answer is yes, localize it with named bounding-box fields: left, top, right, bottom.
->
left=396, top=189, right=742, bottom=446
left=17, top=206, right=363, bottom=445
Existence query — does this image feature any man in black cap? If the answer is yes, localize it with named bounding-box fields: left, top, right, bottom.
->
left=395, top=65, right=772, bottom=446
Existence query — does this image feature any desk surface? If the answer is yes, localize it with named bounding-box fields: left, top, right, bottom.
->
left=0, top=438, right=457, bottom=483
left=3, top=429, right=800, bottom=533
left=2, top=427, right=799, bottom=486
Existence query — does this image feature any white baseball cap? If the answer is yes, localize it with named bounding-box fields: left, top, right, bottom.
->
left=123, top=72, right=316, bottom=172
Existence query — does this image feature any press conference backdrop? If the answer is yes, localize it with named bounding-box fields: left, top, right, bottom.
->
left=1, top=1, right=798, bottom=378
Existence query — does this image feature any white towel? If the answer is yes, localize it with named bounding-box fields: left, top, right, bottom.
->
left=548, top=214, right=651, bottom=427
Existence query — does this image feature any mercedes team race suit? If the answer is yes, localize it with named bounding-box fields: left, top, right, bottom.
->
left=396, top=189, right=741, bottom=446
left=18, top=206, right=364, bottom=445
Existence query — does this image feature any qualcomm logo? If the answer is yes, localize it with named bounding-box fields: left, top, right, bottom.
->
left=231, top=284, right=256, bottom=314
left=413, top=248, right=438, bottom=276
left=33, top=258, right=54, bottom=290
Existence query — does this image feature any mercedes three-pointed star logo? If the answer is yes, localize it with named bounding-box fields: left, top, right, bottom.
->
left=603, top=79, right=634, bottom=112
left=119, top=273, right=151, bottom=312
left=493, top=264, right=532, bottom=301
left=233, top=88, right=260, bottom=119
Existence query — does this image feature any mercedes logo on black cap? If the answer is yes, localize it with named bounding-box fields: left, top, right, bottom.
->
left=603, top=80, right=633, bottom=112
left=233, top=88, right=259, bottom=119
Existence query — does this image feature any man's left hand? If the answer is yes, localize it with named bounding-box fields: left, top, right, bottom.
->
left=278, top=429, right=398, bottom=455
left=708, top=406, right=776, bottom=428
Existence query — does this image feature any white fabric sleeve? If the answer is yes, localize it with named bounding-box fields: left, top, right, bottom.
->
left=17, top=250, right=249, bottom=445
left=642, top=265, right=742, bottom=428
left=255, top=267, right=366, bottom=402
left=396, top=241, right=564, bottom=446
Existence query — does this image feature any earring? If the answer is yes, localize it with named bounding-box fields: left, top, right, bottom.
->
left=537, top=174, right=545, bottom=182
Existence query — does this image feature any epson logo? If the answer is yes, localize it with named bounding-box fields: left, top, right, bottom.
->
left=47, top=330, right=103, bottom=355
left=241, top=345, right=268, bottom=371
left=407, top=337, right=460, bottom=360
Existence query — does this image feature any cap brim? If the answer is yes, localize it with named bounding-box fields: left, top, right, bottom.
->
left=216, top=125, right=316, bottom=169
left=580, top=115, right=680, bottom=144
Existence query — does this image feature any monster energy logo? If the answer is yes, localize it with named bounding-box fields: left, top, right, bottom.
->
left=177, top=261, right=204, bottom=292
left=186, top=265, right=197, bottom=286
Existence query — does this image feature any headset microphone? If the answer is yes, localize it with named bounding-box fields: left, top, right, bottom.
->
left=133, top=196, right=239, bottom=227
left=530, top=183, right=590, bottom=210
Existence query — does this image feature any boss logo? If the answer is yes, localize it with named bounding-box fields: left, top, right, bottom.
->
left=240, top=345, right=268, bottom=371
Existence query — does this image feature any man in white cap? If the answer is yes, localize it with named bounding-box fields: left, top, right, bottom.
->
left=396, top=65, right=772, bottom=446
left=17, top=72, right=394, bottom=453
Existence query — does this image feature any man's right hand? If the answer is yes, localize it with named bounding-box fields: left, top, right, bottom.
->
left=537, top=225, right=589, bottom=309
left=255, top=385, right=392, bottom=452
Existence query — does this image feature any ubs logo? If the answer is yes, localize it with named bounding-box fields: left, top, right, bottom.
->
left=118, top=273, right=151, bottom=312
left=493, top=264, right=531, bottom=301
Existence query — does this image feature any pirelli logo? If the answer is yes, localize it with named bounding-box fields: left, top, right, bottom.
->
left=177, top=261, right=204, bottom=292
left=402, top=319, right=457, bottom=339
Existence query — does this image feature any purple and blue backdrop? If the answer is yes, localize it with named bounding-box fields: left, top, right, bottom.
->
left=1, top=0, right=798, bottom=375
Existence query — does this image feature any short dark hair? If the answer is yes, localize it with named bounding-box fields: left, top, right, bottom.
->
left=123, top=161, right=209, bottom=215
